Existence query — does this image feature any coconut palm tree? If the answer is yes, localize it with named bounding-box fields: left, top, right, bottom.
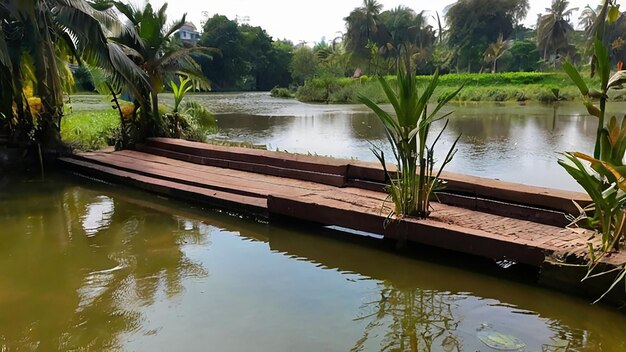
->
left=536, top=0, right=578, bottom=62
left=111, top=2, right=213, bottom=136
left=483, top=33, right=512, bottom=73
left=0, top=0, right=148, bottom=150
left=344, top=0, right=384, bottom=71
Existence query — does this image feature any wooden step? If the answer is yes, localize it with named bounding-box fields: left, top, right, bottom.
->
left=147, top=137, right=349, bottom=177
left=59, top=157, right=267, bottom=214
left=137, top=144, right=347, bottom=187
left=145, top=138, right=589, bottom=216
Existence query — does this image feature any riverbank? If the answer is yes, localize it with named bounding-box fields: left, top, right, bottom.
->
left=295, top=72, right=602, bottom=103
left=59, top=137, right=626, bottom=306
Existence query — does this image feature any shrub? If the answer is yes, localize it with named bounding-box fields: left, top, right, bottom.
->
left=359, top=67, right=463, bottom=219
left=270, top=87, right=293, bottom=98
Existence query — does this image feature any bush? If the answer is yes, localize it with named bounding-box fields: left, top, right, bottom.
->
left=270, top=87, right=293, bottom=98
left=296, top=71, right=594, bottom=103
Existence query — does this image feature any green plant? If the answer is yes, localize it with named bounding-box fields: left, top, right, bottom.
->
left=558, top=0, right=626, bottom=301
left=270, top=87, right=293, bottom=98
left=180, top=101, right=217, bottom=141
left=359, top=66, right=463, bottom=219
left=171, top=76, right=193, bottom=113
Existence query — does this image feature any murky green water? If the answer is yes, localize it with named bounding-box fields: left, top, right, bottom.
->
left=2, top=174, right=626, bottom=351
left=173, top=92, right=626, bottom=192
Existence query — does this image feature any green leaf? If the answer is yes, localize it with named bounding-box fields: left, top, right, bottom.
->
left=564, top=61, right=589, bottom=96
left=594, top=38, right=610, bottom=89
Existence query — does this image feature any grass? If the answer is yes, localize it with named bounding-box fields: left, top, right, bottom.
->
left=61, top=96, right=219, bottom=151
left=296, top=72, right=601, bottom=103
left=61, top=109, right=120, bottom=151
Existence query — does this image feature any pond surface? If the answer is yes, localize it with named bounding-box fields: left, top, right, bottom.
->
left=2, top=174, right=626, bottom=351
left=180, top=92, right=626, bottom=191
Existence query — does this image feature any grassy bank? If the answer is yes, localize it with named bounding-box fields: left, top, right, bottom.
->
left=61, top=95, right=217, bottom=151
left=61, top=109, right=120, bottom=151
left=295, top=72, right=601, bottom=104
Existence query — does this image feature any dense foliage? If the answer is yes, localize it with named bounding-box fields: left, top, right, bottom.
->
left=197, top=15, right=292, bottom=91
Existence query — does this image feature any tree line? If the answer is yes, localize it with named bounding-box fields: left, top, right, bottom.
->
left=2, top=0, right=625, bottom=152
left=192, top=0, right=626, bottom=91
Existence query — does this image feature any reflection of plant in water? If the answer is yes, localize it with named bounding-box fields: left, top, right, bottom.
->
left=0, top=181, right=209, bottom=350
left=352, top=283, right=460, bottom=352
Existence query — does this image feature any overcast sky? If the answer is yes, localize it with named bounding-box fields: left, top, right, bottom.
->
left=147, top=0, right=625, bottom=44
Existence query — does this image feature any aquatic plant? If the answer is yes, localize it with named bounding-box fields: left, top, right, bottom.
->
left=558, top=0, right=626, bottom=301
left=359, top=65, right=462, bottom=219
left=171, top=76, right=194, bottom=113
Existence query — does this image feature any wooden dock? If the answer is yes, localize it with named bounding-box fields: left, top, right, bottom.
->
left=58, top=137, right=620, bottom=271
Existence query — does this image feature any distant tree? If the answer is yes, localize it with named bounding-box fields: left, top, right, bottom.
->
left=578, top=3, right=626, bottom=66
left=198, top=15, right=244, bottom=90
left=445, top=0, right=529, bottom=72
left=314, top=39, right=348, bottom=77
left=198, top=15, right=292, bottom=91
left=260, top=40, right=293, bottom=90
left=290, top=46, right=317, bottom=85
left=238, top=24, right=273, bottom=90
left=536, top=0, right=578, bottom=62
left=483, top=33, right=512, bottom=73
left=344, top=0, right=385, bottom=71
left=508, top=39, right=540, bottom=71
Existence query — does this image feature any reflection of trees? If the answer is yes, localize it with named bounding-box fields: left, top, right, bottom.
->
left=0, top=178, right=208, bottom=350
left=352, top=283, right=460, bottom=352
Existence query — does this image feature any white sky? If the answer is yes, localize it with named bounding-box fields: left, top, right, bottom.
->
left=149, top=0, right=626, bottom=44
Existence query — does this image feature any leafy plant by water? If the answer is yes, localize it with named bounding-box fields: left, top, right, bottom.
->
left=164, top=76, right=216, bottom=142
left=558, top=0, right=626, bottom=301
left=359, top=66, right=463, bottom=219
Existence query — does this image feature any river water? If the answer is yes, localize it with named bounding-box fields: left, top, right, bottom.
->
left=4, top=93, right=626, bottom=351
left=2, top=174, right=626, bottom=351
left=182, top=92, right=621, bottom=191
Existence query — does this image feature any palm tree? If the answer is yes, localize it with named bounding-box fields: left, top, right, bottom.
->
left=536, top=0, right=578, bottom=62
left=344, top=0, right=384, bottom=71
left=483, top=33, right=512, bottom=73
left=112, top=2, right=212, bottom=135
left=0, top=0, right=148, bottom=150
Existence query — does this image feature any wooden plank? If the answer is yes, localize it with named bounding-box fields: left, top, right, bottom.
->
left=267, top=194, right=549, bottom=266
left=147, top=137, right=349, bottom=176
left=59, top=157, right=267, bottom=215
left=137, top=144, right=347, bottom=187
left=348, top=160, right=589, bottom=214
left=145, top=138, right=589, bottom=215
left=73, top=151, right=331, bottom=200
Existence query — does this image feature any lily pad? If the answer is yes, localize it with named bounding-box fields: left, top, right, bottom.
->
left=477, top=330, right=526, bottom=351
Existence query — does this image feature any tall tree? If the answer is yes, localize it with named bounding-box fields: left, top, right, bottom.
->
left=483, top=33, right=512, bottom=73
left=445, top=0, right=529, bottom=72
left=290, top=46, right=317, bottom=85
left=112, top=2, right=211, bottom=135
left=198, top=15, right=293, bottom=91
left=379, top=7, right=436, bottom=74
left=0, top=0, right=147, bottom=150
left=536, top=0, right=578, bottom=61
left=344, top=0, right=385, bottom=71
left=198, top=15, right=244, bottom=90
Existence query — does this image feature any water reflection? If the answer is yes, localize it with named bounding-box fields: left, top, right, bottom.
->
left=193, top=93, right=625, bottom=191
left=353, top=287, right=461, bottom=352
left=0, top=178, right=208, bottom=350
left=2, top=175, right=626, bottom=350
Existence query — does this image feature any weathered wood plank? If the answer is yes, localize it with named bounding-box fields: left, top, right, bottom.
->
left=59, top=157, right=267, bottom=214
left=137, top=144, right=347, bottom=187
